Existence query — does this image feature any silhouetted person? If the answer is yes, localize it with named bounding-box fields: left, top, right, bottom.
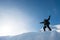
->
left=40, top=16, right=52, bottom=31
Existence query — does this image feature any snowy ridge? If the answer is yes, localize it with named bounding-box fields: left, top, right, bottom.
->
left=0, top=31, right=60, bottom=40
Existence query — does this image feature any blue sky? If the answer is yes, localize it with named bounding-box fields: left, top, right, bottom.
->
left=0, top=0, right=60, bottom=36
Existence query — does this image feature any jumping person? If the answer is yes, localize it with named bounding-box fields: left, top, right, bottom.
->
left=40, top=16, right=52, bottom=31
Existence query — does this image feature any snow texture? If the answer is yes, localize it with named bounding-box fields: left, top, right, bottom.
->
left=0, top=31, right=60, bottom=40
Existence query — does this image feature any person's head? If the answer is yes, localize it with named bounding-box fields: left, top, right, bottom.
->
left=44, top=19, right=48, bottom=21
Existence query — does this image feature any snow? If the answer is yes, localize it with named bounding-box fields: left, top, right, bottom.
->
left=0, top=31, right=60, bottom=40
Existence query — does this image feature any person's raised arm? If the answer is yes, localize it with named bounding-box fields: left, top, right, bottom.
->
left=48, top=16, right=51, bottom=20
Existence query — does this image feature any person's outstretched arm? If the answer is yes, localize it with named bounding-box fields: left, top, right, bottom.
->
left=40, top=22, right=44, bottom=24
left=48, top=16, right=51, bottom=20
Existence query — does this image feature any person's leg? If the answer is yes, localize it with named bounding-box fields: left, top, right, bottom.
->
left=43, top=25, right=46, bottom=31
left=47, top=25, right=52, bottom=31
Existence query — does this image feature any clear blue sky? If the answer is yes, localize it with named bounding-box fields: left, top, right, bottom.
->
left=0, top=0, right=60, bottom=36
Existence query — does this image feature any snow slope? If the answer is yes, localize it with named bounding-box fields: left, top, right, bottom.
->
left=11, top=31, right=60, bottom=40
left=0, top=31, right=60, bottom=40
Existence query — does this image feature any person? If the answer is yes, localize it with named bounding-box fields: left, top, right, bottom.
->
left=40, top=16, right=52, bottom=31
